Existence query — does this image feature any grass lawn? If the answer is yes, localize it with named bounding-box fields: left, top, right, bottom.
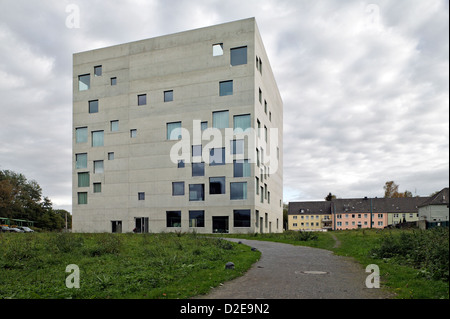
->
left=0, top=232, right=260, bottom=299
left=219, top=228, right=449, bottom=299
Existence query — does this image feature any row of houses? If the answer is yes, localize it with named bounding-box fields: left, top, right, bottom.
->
left=288, top=188, right=449, bottom=231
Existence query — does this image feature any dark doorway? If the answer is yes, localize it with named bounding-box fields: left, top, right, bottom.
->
left=212, top=216, right=229, bottom=233
left=111, top=220, right=122, bottom=233
left=135, top=217, right=149, bottom=233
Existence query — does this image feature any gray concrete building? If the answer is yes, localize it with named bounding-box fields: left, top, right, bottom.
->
left=72, top=18, right=283, bottom=233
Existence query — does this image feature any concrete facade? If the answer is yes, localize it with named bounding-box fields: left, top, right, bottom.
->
left=72, top=18, right=283, bottom=234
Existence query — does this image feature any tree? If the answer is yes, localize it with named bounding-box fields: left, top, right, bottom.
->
left=325, top=193, right=336, bottom=201
left=383, top=181, right=412, bottom=198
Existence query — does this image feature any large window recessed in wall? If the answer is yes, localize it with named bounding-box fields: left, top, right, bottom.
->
left=93, top=160, right=104, bottom=174
left=76, top=127, right=88, bottom=143
left=213, top=43, right=223, bottom=56
left=138, top=94, right=147, bottom=106
left=234, top=209, right=251, bottom=227
left=78, top=74, right=90, bottom=91
left=189, top=184, right=205, bottom=201
left=230, top=46, right=247, bottom=66
left=219, top=80, right=233, bottom=96
left=94, top=65, right=102, bottom=76
left=212, top=111, right=229, bottom=129
left=209, top=177, right=225, bottom=195
left=110, top=120, right=119, bottom=132
left=210, top=148, right=225, bottom=166
left=192, top=145, right=202, bottom=158
left=233, top=159, right=250, bottom=178
left=231, top=139, right=244, bottom=155
left=78, top=192, right=87, bottom=205
left=89, top=100, right=99, bottom=113
left=192, top=162, right=205, bottom=177
left=77, top=172, right=89, bottom=187
left=111, top=77, right=117, bottom=86
left=75, top=153, right=87, bottom=169
left=93, top=183, right=101, bottom=193
left=92, top=131, right=104, bottom=147
left=167, top=211, right=181, bottom=228
left=230, top=182, right=247, bottom=200
left=167, top=122, right=182, bottom=140
left=172, top=182, right=185, bottom=196
left=189, top=211, right=205, bottom=227
left=233, top=114, right=251, bottom=132
left=164, top=90, right=173, bottom=102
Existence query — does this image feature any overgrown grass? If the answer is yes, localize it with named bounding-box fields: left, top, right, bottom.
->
left=0, top=232, right=260, bottom=299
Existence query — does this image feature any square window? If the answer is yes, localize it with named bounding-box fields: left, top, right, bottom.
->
left=94, top=65, right=102, bottom=76
left=233, top=160, right=250, bottom=177
left=231, top=139, right=244, bottom=155
left=76, top=127, right=88, bottom=143
left=210, top=148, right=225, bottom=166
left=233, top=114, right=251, bottom=132
left=189, top=211, right=205, bottom=227
left=130, top=129, right=137, bottom=138
left=230, top=182, right=247, bottom=200
left=192, top=145, right=202, bottom=157
left=212, top=111, right=229, bottom=129
left=219, top=80, right=233, bottom=96
left=78, top=74, right=90, bottom=91
left=178, top=160, right=185, bottom=168
left=213, top=43, right=223, bottom=56
left=111, top=77, right=117, bottom=85
left=230, top=46, right=247, bottom=66
left=93, top=183, right=101, bottom=193
left=110, top=120, right=119, bottom=132
left=189, top=184, right=205, bottom=201
left=210, top=177, right=225, bottom=195
left=77, top=172, right=89, bottom=187
left=92, top=131, right=104, bottom=147
left=75, top=153, right=87, bottom=169
left=138, top=94, right=147, bottom=106
left=172, top=182, right=185, bottom=196
left=89, top=100, right=99, bottom=113
left=192, top=162, right=205, bottom=177
left=77, top=192, right=87, bottom=205
left=93, top=160, right=104, bottom=174
left=167, top=211, right=181, bottom=227
left=167, top=122, right=182, bottom=140
left=164, top=90, right=173, bottom=102
left=234, top=209, right=250, bottom=227
left=138, top=192, right=145, bottom=201
left=108, top=152, right=114, bottom=160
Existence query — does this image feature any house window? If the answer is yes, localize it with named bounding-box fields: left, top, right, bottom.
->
left=178, top=160, right=185, bottom=168
left=94, top=65, right=102, bottom=76
left=78, top=74, right=90, bottom=91
left=110, top=120, right=119, bottom=132
left=231, top=139, right=244, bottom=155
left=219, top=80, right=233, bottom=96
left=164, top=90, right=173, bottom=102
left=89, top=100, right=99, bottom=113
left=210, top=148, right=225, bottom=166
left=212, top=111, right=229, bottom=129
left=167, top=122, right=182, bottom=140
left=189, top=211, right=205, bottom=227
left=75, top=153, right=87, bottom=169
left=201, top=121, right=208, bottom=131
left=108, top=152, right=114, bottom=160
left=192, top=145, right=202, bottom=157
left=264, top=100, right=268, bottom=114
left=230, top=182, right=247, bottom=200
left=111, top=77, right=117, bottom=85
left=192, top=163, right=205, bottom=177
left=76, top=127, right=88, bottom=143
left=233, top=160, right=250, bottom=178
left=167, top=211, right=181, bottom=227
left=230, top=46, right=247, bottom=66
left=233, top=209, right=250, bottom=227
left=189, top=184, right=205, bottom=201
left=92, top=131, right=104, bottom=147
left=77, top=172, right=89, bottom=187
left=210, top=177, right=225, bottom=195
left=93, top=183, right=101, bottom=193
left=233, top=114, right=251, bottom=132
left=77, top=192, right=87, bottom=205
left=255, top=177, right=259, bottom=194
left=213, top=43, right=223, bottom=56
left=93, top=160, right=104, bottom=174
left=172, top=182, right=185, bottom=196
left=138, top=192, right=145, bottom=201
left=130, top=129, right=137, bottom=138
left=138, top=94, right=147, bottom=106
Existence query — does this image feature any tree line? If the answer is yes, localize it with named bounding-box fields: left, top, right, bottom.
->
left=0, top=169, right=71, bottom=231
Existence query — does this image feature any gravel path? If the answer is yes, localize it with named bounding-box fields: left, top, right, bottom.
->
left=197, top=238, right=392, bottom=299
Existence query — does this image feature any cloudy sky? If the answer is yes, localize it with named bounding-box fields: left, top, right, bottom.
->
left=0, top=0, right=448, bottom=212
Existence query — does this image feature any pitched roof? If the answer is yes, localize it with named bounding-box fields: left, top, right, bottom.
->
left=288, top=201, right=332, bottom=215
left=332, top=197, right=429, bottom=214
left=418, top=187, right=449, bottom=207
